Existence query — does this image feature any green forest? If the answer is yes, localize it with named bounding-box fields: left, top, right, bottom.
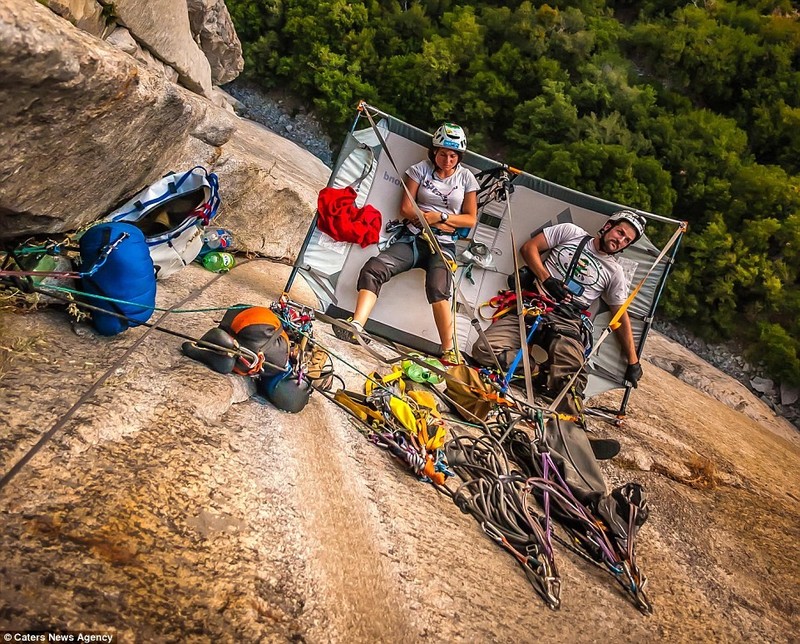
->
left=225, top=0, right=800, bottom=386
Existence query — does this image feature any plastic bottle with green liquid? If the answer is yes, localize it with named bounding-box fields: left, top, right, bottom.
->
left=202, top=251, right=235, bottom=273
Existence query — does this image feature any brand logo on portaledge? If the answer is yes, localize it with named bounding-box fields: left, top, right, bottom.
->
left=383, top=170, right=402, bottom=186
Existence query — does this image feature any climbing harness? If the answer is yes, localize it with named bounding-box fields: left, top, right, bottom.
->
left=358, top=103, right=505, bottom=372
left=547, top=221, right=687, bottom=413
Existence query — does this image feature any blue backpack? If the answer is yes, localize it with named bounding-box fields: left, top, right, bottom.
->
left=80, top=223, right=156, bottom=336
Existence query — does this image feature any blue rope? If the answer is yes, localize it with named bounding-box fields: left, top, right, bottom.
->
left=501, top=315, right=541, bottom=392
left=38, top=284, right=249, bottom=314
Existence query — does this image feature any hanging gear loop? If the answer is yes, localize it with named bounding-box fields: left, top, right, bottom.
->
left=0, top=232, right=130, bottom=281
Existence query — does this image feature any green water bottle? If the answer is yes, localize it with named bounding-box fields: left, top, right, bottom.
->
left=202, top=251, right=235, bottom=273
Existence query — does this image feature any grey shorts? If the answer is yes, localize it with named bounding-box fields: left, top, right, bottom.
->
left=357, top=235, right=453, bottom=304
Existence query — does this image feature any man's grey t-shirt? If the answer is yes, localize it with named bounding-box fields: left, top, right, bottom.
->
left=542, top=223, right=628, bottom=310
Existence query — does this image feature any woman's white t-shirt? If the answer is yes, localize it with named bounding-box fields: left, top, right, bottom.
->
left=405, top=160, right=479, bottom=217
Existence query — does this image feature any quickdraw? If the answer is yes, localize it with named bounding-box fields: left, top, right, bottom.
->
left=479, top=289, right=552, bottom=322
left=233, top=348, right=265, bottom=376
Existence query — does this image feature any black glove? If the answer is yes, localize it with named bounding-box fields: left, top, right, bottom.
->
left=625, top=361, right=643, bottom=387
left=543, top=276, right=570, bottom=302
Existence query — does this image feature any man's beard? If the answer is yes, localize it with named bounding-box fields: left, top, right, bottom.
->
left=598, top=231, right=616, bottom=254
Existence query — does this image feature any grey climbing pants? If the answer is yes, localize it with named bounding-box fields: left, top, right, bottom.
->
left=471, top=310, right=587, bottom=415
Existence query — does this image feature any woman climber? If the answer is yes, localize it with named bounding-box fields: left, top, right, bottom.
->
left=333, top=122, right=479, bottom=365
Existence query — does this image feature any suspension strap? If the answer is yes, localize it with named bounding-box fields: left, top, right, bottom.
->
left=0, top=268, right=230, bottom=494
left=503, top=177, right=536, bottom=406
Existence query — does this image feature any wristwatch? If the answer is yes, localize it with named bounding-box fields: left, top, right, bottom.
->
left=439, top=213, right=449, bottom=223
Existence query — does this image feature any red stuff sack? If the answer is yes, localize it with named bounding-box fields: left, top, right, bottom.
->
left=316, top=186, right=381, bottom=248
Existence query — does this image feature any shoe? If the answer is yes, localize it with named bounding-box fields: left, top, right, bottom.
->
left=332, top=317, right=367, bottom=345
left=305, top=346, right=334, bottom=391
left=588, top=437, right=621, bottom=460
left=440, top=348, right=462, bottom=366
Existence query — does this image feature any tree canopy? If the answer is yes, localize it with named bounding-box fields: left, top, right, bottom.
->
left=226, top=0, right=800, bottom=386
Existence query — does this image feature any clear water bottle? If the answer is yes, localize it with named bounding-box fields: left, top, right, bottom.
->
left=201, top=228, right=234, bottom=256
left=202, top=251, right=235, bottom=273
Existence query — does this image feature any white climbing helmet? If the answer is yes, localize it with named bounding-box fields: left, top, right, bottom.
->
left=432, top=122, right=467, bottom=152
left=605, top=210, right=646, bottom=242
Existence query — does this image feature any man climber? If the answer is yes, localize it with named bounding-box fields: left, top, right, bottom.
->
left=471, top=210, right=646, bottom=416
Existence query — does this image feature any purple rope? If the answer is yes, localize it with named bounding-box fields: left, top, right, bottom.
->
left=539, top=451, right=619, bottom=564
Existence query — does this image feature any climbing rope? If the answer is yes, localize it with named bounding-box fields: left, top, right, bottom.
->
left=0, top=269, right=231, bottom=494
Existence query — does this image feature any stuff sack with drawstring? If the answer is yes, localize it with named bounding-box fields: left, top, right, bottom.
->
left=102, top=166, right=220, bottom=279
left=182, top=306, right=300, bottom=412
left=317, top=186, right=382, bottom=248
left=184, top=305, right=291, bottom=377
left=79, top=222, right=156, bottom=336
left=181, top=306, right=289, bottom=377
left=257, top=370, right=311, bottom=413
left=445, top=364, right=508, bottom=422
